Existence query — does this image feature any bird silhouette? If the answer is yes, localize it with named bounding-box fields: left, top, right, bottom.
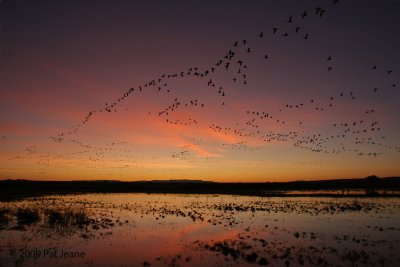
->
left=315, top=7, right=326, bottom=17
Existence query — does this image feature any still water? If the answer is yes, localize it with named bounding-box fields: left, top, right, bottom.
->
left=0, top=194, right=399, bottom=266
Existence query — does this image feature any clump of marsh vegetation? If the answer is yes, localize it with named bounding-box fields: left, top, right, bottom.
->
left=16, top=208, right=40, bottom=226
left=0, top=208, right=11, bottom=229
left=0, top=204, right=118, bottom=240
left=46, top=209, right=91, bottom=229
left=0, top=207, right=95, bottom=233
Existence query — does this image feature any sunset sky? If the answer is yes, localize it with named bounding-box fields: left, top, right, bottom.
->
left=0, top=0, right=399, bottom=182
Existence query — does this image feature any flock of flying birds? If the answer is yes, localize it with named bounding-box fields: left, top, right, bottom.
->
left=1, top=0, right=400, bottom=174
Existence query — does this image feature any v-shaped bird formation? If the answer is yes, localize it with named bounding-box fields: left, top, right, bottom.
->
left=1, top=0, right=399, bottom=180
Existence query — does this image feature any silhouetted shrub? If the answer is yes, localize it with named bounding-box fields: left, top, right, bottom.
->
left=365, top=175, right=379, bottom=180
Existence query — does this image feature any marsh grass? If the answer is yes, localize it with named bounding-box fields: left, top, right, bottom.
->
left=46, top=209, right=91, bottom=229
left=16, top=208, right=40, bottom=225
left=0, top=206, right=96, bottom=237
left=0, top=208, right=10, bottom=229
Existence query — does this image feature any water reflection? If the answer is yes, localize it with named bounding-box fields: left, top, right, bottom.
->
left=0, top=194, right=399, bottom=266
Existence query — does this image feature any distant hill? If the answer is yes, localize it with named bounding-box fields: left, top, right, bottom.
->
left=0, top=176, right=399, bottom=200
left=149, top=179, right=214, bottom=183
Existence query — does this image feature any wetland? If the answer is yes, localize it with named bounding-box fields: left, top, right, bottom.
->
left=1, top=193, right=399, bottom=266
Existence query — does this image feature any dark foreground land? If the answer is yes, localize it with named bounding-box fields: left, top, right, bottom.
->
left=1, top=176, right=400, bottom=200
